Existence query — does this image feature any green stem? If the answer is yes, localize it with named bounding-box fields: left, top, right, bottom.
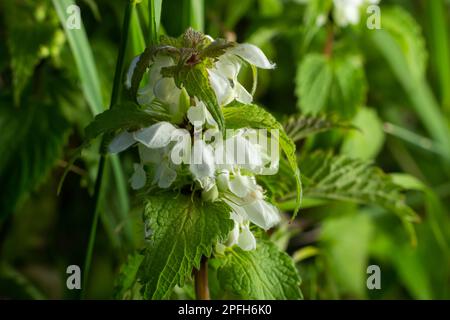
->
left=81, top=1, right=134, bottom=299
left=149, top=0, right=162, bottom=44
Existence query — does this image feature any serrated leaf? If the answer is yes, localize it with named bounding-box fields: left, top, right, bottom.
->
left=283, top=113, right=353, bottom=143
left=84, top=102, right=159, bottom=142
left=223, top=103, right=302, bottom=216
left=183, top=64, right=225, bottom=132
left=215, top=240, right=302, bottom=299
left=295, top=54, right=332, bottom=114
left=138, top=192, right=233, bottom=299
left=0, top=102, right=69, bottom=219
left=300, top=151, right=419, bottom=243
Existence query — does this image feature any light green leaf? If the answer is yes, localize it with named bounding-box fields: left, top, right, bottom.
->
left=341, top=107, right=385, bottom=160
left=183, top=64, right=225, bottom=132
left=0, top=103, right=69, bottom=219
left=223, top=103, right=302, bottom=216
left=283, top=113, right=353, bottom=143
left=295, top=53, right=332, bottom=114
left=138, top=192, right=233, bottom=299
left=215, top=240, right=302, bottom=299
left=329, top=54, right=367, bottom=119
left=300, top=151, right=419, bottom=244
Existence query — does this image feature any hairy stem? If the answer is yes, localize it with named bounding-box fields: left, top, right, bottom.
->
left=195, top=256, right=210, bottom=300
left=81, top=1, right=133, bottom=299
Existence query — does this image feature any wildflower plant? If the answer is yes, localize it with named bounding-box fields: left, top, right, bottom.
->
left=83, top=28, right=302, bottom=299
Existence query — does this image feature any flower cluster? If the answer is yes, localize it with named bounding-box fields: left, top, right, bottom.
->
left=110, top=31, right=281, bottom=251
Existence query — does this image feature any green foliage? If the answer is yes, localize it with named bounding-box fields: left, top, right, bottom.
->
left=138, top=192, right=233, bottom=299
left=214, top=241, right=302, bottom=299
left=300, top=151, right=419, bottom=242
left=341, top=107, right=385, bottom=160
left=2, top=0, right=59, bottom=105
left=223, top=103, right=302, bottom=216
left=84, top=102, right=159, bottom=142
left=114, top=253, right=144, bottom=299
left=296, top=53, right=367, bottom=118
left=0, top=103, right=69, bottom=219
left=283, top=113, right=353, bottom=143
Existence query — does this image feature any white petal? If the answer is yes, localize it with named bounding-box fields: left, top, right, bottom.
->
left=130, top=163, right=147, bottom=190
left=229, top=174, right=255, bottom=198
left=170, top=129, right=191, bottom=165
left=125, top=55, right=141, bottom=89
left=189, top=140, right=216, bottom=180
left=226, top=222, right=240, bottom=247
left=216, top=170, right=231, bottom=192
left=154, top=162, right=177, bottom=188
left=187, top=105, right=206, bottom=126
left=133, top=122, right=176, bottom=148
left=153, top=77, right=180, bottom=104
left=215, top=54, right=242, bottom=79
left=207, top=69, right=234, bottom=106
left=243, top=200, right=280, bottom=230
left=237, top=225, right=256, bottom=251
left=108, top=131, right=135, bottom=154
left=230, top=43, right=275, bottom=69
left=234, top=82, right=253, bottom=104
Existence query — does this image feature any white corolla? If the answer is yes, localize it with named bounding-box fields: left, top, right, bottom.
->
left=207, top=43, right=275, bottom=106
left=333, top=0, right=380, bottom=27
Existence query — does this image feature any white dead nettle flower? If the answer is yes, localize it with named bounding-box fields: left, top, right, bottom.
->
left=207, top=43, right=276, bottom=106
left=111, top=35, right=282, bottom=251
left=333, top=0, right=380, bottom=27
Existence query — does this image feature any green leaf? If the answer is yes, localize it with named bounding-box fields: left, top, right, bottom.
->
left=223, top=103, right=302, bottom=216
left=329, top=54, right=367, bottom=119
left=214, top=240, right=302, bottom=299
left=138, top=192, right=233, bottom=299
left=114, top=253, right=144, bottom=299
left=283, top=113, right=353, bottom=143
left=295, top=54, right=332, bottom=115
left=341, top=107, right=385, bottom=160
left=84, top=102, right=159, bottom=142
left=183, top=64, right=225, bottom=132
left=295, top=53, right=367, bottom=119
left=300, top=151, right=419, bottom=244
left=0, top=103, right=69, bottom=219
left=3, top=0, right=58, bottom=105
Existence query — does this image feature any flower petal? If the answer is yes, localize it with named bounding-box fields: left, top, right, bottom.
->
left=234, top=82, right=253, bottom=104
left=125, top=55, right=141, bottom=89
left=207, top=69, right=234, bottom=106
left=133, top=122, right=176, bottom=148
left=229, top=174, right=255, bottom=198
left=130, top=163, right=147, bottom=190
left=154, top=162, right=177, bottom=188
left=189, top=140, right=216, bottom=180
left=243, top=199, right=280, bottom=230
left=230, top=43, right=275, bottom=69
left=237, top=225, right=256, bottom=251
left=108, top=131, right=135, bottom=154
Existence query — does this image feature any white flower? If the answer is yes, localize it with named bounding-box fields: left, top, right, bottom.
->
left=130, top=163, right=147, bottom=190
left=187, top=102, right=217, bottom=128
left=133, top=122, right=177, bottom=148
left=189, top=140, right=216, bottom=188
left=333, top=0, right=380, bottom=27
left=207, top=43, right=275, bottom=106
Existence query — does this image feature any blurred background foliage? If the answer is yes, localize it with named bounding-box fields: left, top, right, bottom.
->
left=0, top=0, right=449, bottom=299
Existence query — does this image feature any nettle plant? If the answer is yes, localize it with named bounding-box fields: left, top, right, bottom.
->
left=84, top=28, right=302, bottom=300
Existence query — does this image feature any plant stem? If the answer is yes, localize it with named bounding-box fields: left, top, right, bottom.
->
left=195, top=256, right=210, bottom=300
left=81, top=1, right=133, bottom=299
